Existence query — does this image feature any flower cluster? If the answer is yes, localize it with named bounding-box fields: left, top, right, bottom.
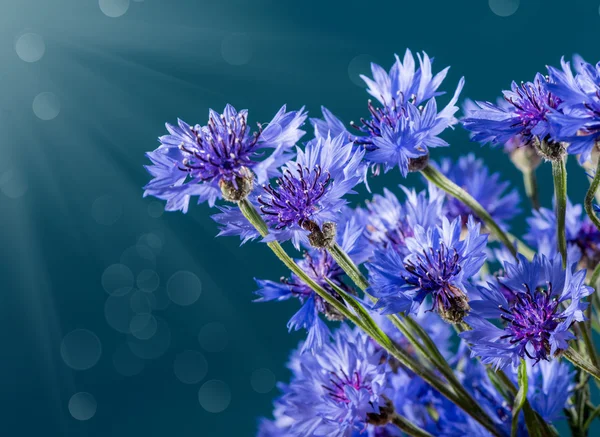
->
left=143, top=49, right=600, bottom=437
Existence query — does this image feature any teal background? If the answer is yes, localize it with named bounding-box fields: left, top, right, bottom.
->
left=0, top=0, right=599, bottom=435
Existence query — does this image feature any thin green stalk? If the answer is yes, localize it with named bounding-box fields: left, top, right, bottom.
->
left=564, top=347, right=600, bottom=383
left=551, top=157, right=568, bottom=267
left=591, top=263, right=600, bottom=290
left=237, top=199, right=504, bottom=437
left=585, top=157, right=600, bottom=232
left=523, top=169, right=540, bottom=210
left=329, top=242, right=369, bottom=290
left=421, top=164, right=516, bottom=257
left=390, top=413, right=435, bottom=437
left=578, top=321, right=599, bottom=370
left=583, top=403, right=600, bottom=431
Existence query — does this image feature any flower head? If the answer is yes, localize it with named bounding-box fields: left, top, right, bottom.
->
left=462, top=254, right=592, bottom=369
left=254, top=208, right=368, bottom=351
left=258, top=133, right=365, bottom=248
left=462, top=74, right=561, bottom=151
left=439, top=154, right=521, bottom=229
left=143, top=104, right=306, bottom=211
left=525, top=199, right=600, bottom=269
left=348, top=50, right=464, bottom=176
left=278, top=325, right=390, bottom=437
left=547, top=55, right=600, bottom=162
left=367, top=216, right=488, bottom=323
left=364, top=184, right=444, bottom=256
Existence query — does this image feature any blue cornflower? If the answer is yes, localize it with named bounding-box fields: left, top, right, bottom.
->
left=547, top=56, right=600, bottom=162
left=525, top=199, right=600, bottom=269
left=462, top=74, right=561, bottom=151
left=348, top=50, right=464, bottom=176
left=143, top=104, right=306, bottom=211
left=258, top=133, right=365, bottom=248
left=254, top=208, right=369, bottom=351
left=525, top=359, right=574, bottom=423
left=439, top=154, right=521, bottom=229
left=367, top=216, right=488, bottom=323
left=462, top=254, right=592, bottom=369
left=279, top=325, right=390, bottom=437
left=364, top=184, right=444, bottom=255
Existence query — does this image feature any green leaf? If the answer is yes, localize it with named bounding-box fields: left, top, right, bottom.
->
left=511, top=360, right=528, bottom=437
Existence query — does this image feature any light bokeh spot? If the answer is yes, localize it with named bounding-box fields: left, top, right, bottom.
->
left=127, top=317, right=171, bottom=359
left=68, top=392, right=97, bottom=421
left=167, top=271, right=202, bottom=306
left=489, top=0, right=519, bottom=17
left=15, top=33, right=45, bottom=62
left=198, top=380, right=231, bottom=413
left=0, top=169, right=28, bottom=199
left=104, top=292, right=136, bottom=333
left=251, top=368, right=276, bottom=394
left=348, top=54, right=378, bottom=87
left=174, top=350, right=208, bottom=384
left=137, top=269, right=160, bottom=292
left=101, top=264, right=134, bottom=296
left=60, top=329, right=102, bottom=371
left=129, top=313, right=157, bottom=340
left=99, top=0, right=130, bottom=17
left=33, top=92, right=60, bottom=120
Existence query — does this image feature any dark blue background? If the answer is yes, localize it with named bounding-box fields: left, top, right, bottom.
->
left=0, top=0, right=598, bottom=435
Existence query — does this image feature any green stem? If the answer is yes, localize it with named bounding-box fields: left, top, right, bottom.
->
left=390, top=413, right=435, bottom=437
left=585, top=157, right=600, bottom=232
left=578, top=321, right=599, bottom=371
left=591, top=263, right=600, bottom=290
left=584, top=403, right=600, bottom=431
left=551, top=157, right=568, bottom=267
left=564, top=347, right=600, bottom=383
left=421, top=164, right=516, bottom=257
left=523, top=169, right=540, bottom=210
left=329, top=242, right=369, bottom=290
left=237, top=199, right=504, bottom=437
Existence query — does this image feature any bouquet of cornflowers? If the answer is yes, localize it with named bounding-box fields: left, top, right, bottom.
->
left=143, top=50, right=600, bottom=436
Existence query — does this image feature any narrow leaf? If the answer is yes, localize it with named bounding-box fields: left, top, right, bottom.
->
left=511, top=360, right=528, bottom=437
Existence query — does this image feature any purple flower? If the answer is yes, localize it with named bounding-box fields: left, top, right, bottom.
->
left=525, top=199, right=600, bottom=269
left=278, top=325, right=390, bottom=437
left=143, top=104, right=306, bottom=212
left=349, top=50, right=464, bottom=176
left=367, top=216, right=488, bottom=323
left=439, top=154, right=521, bottom=229
left=258, top=133, right=365, bottom=248
left=462, top=74, right=561, bottom=149
left=254, top=208, right=369, bottom=351
left=547, top=55, right=600, bottom=162
left=462, top=254, right=592, bottom=369
left=364, top=184, right=444, bottom=256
